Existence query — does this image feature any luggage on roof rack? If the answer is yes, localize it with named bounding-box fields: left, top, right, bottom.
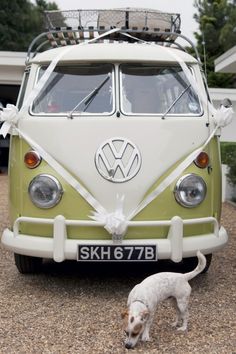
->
left=44, top=8, right=181, bottom=34
left=26, top=8, right=199, bottom=64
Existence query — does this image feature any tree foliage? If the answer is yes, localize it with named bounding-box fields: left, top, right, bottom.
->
left=194, top=0, right=236, bottom=88
left=0, top=0, right=58, bottom=51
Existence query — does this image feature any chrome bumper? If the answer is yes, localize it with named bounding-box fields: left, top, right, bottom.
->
left=1, top=215, right=228, bottom=263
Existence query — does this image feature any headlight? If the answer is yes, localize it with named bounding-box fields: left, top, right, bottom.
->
left=28, top=174, right=63, bottom=208
left=174, top=174, right=206, bottom=208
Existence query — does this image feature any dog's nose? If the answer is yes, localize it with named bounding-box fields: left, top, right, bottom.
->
left=125, top=342, right=132, bottom=349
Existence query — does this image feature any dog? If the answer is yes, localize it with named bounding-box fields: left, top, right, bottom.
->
left=122, top=251, right=206, bottom=349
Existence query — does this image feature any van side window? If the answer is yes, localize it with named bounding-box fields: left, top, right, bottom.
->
left=32, top=64, right=114, bottom=115
left=120, top=64, right=202, bottom=116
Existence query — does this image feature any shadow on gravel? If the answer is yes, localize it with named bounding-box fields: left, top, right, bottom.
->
left=40, top=258, right=194, bottom=281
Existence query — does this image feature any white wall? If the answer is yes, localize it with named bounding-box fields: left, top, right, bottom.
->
left=215, top=45, right=236, bottom=73
left=209, top=88, right=236, bottom=142
left=0, top=51, right=25, bottom=85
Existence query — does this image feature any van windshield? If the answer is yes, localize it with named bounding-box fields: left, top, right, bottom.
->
left=120, top=64, right=201, bottom=115
left=32, top=64, right=114, bottom=115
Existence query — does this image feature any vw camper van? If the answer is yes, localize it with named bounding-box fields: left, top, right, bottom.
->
left=1, top=9, right=229, bottom=273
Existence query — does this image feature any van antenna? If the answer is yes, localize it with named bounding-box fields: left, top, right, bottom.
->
left=202, top=31, right=207, bottom=78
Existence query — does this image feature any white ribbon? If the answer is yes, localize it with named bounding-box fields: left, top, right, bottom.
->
left=15, top=127, right=107, bottom=216
left=127, top=41, right=235, bottom=220
left=2, top=102, right=232, bottom=236
left=0, top=28, right=130, bottom=238
left=213, top=105, right=234, bottom=127
left=0, top=104, right=19, bottom=138
left=0, top=29, right=235, bottom=238
left=160, top=45, right=217, bottom=117
left=128, top=125, right=217, bottom=220
left=90, top=195, right=127, bottom=237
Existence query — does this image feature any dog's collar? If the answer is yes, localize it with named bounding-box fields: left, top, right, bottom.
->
left=133, top=299, right=149, bottom=309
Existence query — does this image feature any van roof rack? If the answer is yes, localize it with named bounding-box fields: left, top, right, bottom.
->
left=44, top=8, right=181, bottom=33
left=26, top=8, right=200, bottom=64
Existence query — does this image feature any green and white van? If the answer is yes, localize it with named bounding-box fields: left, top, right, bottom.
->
left=1, top=9, right=231, bottom=273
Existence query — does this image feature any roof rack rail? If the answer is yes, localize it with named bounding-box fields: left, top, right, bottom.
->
left=26, top=9, right=200, bottom=64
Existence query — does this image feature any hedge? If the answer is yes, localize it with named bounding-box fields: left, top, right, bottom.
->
left=220, top=142, right=236, bottom=186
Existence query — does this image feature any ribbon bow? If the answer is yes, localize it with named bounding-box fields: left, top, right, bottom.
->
left=213, top=105, right=234, bottom=128
left=0, top=104, right=19, bottom=138
left=90, top=195, right=127, bottom=239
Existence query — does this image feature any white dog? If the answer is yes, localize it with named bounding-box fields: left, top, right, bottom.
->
left=122, top=251, right=206, bottom=349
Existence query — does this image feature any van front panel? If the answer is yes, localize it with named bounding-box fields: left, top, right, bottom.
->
left=4, top=43, right=225, bottom=262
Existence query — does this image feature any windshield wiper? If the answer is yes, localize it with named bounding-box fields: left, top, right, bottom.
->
left=161, top=83, right=191, bottom=119
left=68, top=73, right=111, bottom=118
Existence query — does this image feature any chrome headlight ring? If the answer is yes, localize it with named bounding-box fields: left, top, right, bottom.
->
left=28, top=174, right=63, bottom=209
left=174, top=174, right=207, bottom=208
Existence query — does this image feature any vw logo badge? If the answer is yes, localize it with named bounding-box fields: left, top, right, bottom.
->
left=95, top=137, right=142, bottom=183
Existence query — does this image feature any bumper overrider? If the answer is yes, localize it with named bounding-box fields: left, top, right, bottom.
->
left=1, top=215, right=228, bottom=263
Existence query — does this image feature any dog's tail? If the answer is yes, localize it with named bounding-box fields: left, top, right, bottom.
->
left=184, top=251, right=206, bottom=281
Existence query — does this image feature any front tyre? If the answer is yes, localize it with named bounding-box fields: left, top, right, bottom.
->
left=14, top=253, right=43, bottom=274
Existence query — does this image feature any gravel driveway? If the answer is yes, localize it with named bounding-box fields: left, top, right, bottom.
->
left=0, top=174, right=235, bottom=354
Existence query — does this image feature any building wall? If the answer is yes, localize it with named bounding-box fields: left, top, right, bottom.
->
left=209, top=88, right=236, bottom=142
left=215, top=45, right=236, bottom=73
left=0, top=51, right=25, bottom=85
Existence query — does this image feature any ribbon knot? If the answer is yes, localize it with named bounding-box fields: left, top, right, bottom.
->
left=90, top=195, right=127, bottom=238
left=0, top=104, right=19, bottom=138
left=213, top=105, right=234, bottom=128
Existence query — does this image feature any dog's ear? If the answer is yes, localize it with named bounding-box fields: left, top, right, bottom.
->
left=121, top=309, right=129, bottom=319
left=141, top=309, right=150, bottom=321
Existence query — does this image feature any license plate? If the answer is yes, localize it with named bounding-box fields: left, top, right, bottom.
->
left=77, top=245, right=157, bottom=262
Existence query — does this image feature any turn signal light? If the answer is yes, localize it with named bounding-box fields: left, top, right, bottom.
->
left=24, top=150, right=41, bottom=169
left=194, top=152, right=209, bottom=169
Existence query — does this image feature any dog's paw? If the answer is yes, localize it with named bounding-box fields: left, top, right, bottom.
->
left=177, top=325, right=187, bottom=331
left=141, top=333, right=150, bottom=342
left=171, top=320, right=179, bottom=328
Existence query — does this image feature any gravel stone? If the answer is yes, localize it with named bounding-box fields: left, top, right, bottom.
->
left=0, top=174, right=235, bottom=353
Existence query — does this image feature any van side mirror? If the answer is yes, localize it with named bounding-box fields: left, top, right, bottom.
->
left=221, top=98, right=232, bottom=108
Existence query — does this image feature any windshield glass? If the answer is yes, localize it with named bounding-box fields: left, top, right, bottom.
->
left=120, top=64, right=201, bottom=115
left=32, top=64, right=114, bottom=115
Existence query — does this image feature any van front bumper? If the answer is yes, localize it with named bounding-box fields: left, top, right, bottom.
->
left=1, top=215, right=228, bottom=263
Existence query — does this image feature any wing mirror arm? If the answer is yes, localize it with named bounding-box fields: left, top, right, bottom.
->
left=221, top=98, right=232, bottom=108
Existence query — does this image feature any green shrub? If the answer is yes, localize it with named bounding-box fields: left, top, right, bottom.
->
left=221, top=142, right=236, bottom=186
